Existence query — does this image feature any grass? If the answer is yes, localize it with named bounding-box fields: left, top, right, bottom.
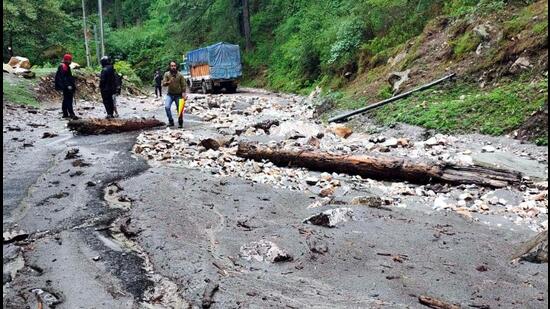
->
left=372, top=78, right=548, bottom=136
left=451, top=31, right=482, bottom=58
left=536, top=137, right=548, bottom=146
left=533, top=21, right=548, bottom=34
left=504, top=1, right=548, bottom=38
left=3, top=78, right=39, bottom=107
left=32, top=68, right=57, bottom=78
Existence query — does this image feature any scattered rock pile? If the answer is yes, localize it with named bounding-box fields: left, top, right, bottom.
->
left=133, top=92, right=548, bottom=232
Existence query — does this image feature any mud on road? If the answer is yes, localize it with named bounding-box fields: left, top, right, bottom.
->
left=3, top=85, right=548, bottom=308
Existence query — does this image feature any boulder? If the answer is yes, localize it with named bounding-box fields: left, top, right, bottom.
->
left=328, top=124, right=353, bottom=138
left=388, top=69, right=411, bottom=94
left=481, top=145, right=496, bottom=153
left=304, top=208, right=354, bottom=228
left=8, top=56, right=31, bottom=69
left=387, top=51, right=407, bottom=67
left=510, top=57, right=531, bottom=73
left=350, top=196, right=383, bottom=208
left=319, top=185, right=335, bottom=197
left=382, top=137, right=399, bottom=148
left=397, top=138, right=410, bottom=147
left=240, top=240, right=293, bottom=263
left=473, top=24, right=491, bottom=40
left=3, top=63, right=15, bottom=74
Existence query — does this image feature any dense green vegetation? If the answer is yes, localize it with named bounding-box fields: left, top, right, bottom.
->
left=3, top=0, right=523, bottom=89
left=3, top=0, right=547, bottom=140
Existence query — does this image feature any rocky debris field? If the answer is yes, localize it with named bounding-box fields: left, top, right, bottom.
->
left=134, top=91, right=548, bottom=233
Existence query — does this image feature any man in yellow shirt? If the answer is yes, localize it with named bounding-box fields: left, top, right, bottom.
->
left=163, top=61, right=187, bottom=128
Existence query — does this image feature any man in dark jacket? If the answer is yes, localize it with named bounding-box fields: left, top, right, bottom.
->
left=99, top=56, right=117, bottom=118
left=54, top=54, right=78, bottom=119
left=154, top=69, right=162, bottom=98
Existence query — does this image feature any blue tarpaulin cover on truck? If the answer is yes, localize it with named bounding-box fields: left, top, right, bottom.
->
left=187, top=42, right=242, bottom=80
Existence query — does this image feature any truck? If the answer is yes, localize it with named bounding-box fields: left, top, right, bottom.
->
left=181, top=42, right=242, bottom=94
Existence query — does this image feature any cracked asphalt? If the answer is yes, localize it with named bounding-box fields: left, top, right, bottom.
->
left=3, top=86, right=548, bottom=308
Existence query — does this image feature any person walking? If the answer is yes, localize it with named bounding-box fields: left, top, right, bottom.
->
left=54, top=54, right=78, bottom=120
left=99, top=56, right=117, bottom=118
left=163, top=61, right=187, bottom=128
left=154, top=69, right=162, bottom=98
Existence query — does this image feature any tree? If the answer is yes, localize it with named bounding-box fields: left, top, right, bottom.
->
left=3, top=0, right=71, bottom=63
left=241, top=0, right=252, bottom=50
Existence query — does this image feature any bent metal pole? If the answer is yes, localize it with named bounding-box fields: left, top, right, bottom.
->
left=328, top=73, right=456, bottom=123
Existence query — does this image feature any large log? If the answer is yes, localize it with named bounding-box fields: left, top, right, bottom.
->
left=236, top=142, right=522, bottom=188
left=67, top=118, right=165, bottom=135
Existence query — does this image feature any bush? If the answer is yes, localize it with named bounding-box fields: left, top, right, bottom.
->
left=114, top=60, right=141, bottom=86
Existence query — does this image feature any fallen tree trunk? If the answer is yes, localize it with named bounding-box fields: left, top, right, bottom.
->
left=68, top=118, right=165, bottom=135
left=236, top=142, right=522, bottom=188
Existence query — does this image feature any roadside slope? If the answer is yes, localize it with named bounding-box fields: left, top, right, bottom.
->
left=328, top=0, right=548, bottom=144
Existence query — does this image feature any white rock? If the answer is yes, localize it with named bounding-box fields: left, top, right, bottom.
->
left=320, top=172, right=332, bottom=181
left=459, top=193, right=473, bottom=201
left=433, top=196, right=452, bottom=210
left=382, top=137, right=399, bottom=148
left=240, top=240, right=292, bottom=263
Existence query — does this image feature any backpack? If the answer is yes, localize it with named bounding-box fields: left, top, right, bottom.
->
left=115, top=72, right=123, bottom=95
left=54, top=64, right=65, bottom=91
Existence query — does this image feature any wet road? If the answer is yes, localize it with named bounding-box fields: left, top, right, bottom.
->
left=3, top=89, right=548, bottom=308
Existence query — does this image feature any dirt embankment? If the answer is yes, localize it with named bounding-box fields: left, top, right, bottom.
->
left=36, top=71, right=146, bottom=103
left=350, top=0, right=548, bottom=96
left=343, top=0, right=548, bottom=141
left=516, top=103, right=549, bottom=144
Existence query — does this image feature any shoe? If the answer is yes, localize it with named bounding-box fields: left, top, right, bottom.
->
left=168, top=121, right=174, bottom=127
left=70, top=115, right=79, bottom=120
left=62, top=115, right=70, bottom=119
left=106, top=115, right=114, bottom=119
left=178, top=124, right=183, bottom=129
left=114, top=113, right=119, bottom=118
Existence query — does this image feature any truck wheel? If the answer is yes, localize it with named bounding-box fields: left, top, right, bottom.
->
left=202, top=81, right=209, bottom=94
left=227, top=85, right=237, bottom=94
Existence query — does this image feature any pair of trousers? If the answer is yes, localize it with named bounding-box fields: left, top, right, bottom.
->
left=155, top=86, right=162, bottom=97
left=62, top=89, right=75, bottom=117
left=164, top=94, right=183, bottom=125
left=101, top=91, right=115, bottom=116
